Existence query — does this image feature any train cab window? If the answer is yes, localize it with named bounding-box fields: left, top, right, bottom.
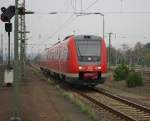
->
left=75, top=36, right=101, bottom=65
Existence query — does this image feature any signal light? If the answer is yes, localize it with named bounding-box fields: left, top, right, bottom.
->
left=0, top=6, right=26, bottom=22
left=1, top=15, right=9, bottom=22
left=0, top=6, right=15, bottom=22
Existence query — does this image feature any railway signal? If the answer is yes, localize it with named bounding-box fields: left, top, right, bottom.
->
left=0, top=6, right=26, bottom=22
left=0, top=6, right=15, bottom=22
left=0, top=6, right=15, bottom=67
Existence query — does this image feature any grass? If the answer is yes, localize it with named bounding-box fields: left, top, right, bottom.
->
left=62, top=118, right=72, bottom=121
left=61, top=90, right=98, bottom=121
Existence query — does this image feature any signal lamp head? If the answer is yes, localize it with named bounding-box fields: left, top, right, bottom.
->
left=1, top=15, right=8, bottom=22
left=9, top=6, right=15, bottom=13
left=0, top=6, right=16, bottom=22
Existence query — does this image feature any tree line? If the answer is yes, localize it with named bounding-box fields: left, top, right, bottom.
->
left=109, top=42, right=150, bottom=66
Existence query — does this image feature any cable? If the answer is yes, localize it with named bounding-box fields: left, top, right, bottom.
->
left=47, top=14, right=74, bottom=40
left=30, top=14, right=79, bottom=48
left=22, top=10, right=150, bottom=15
left=103, top=11, right=150, bottom=15
left=81, top=0, right=83, bottom=12
left=84, top=0, right=99, bottom=11
left=120, top=0, right=123, bottom=12
left=47, top=14, right=78, bottom=40
left=44, top=0, right=100, bottom=40
left=71, top=0, right=76, bottom=11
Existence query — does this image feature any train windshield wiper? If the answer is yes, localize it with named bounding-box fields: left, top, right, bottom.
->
left=77, top=46, right=82, bottom=57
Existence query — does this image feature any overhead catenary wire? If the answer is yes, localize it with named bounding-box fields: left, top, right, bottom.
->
left=24, top=10, right=150, bottom=15
left=120, top=0, right=124, bottom=12
left=45, top=0, right=100, bottom=41
left=104, top=11, right=150, bottom=15
left=84, top=0, right=99, bottom=11
left=24, top=0, right=150, bottom=47
left=26, top=0, right=150, bottom=44
left=81, top=0, right=82, bottom=12
left=46, top=14, right=78, bottom=40
left=71, top=0, right=76, bottom=11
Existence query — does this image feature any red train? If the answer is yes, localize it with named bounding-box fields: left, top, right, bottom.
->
left=40, top=35, right=107, bottom=87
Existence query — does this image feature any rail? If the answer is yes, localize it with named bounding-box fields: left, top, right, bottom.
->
left=75, top=89, right=150, bottom=121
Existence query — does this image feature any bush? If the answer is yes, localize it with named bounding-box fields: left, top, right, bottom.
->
left=114, top=64, right=129, bottom=81
left=126, top=71, right=143, bottom=87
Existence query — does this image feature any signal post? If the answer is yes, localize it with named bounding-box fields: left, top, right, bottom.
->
left=0, top=1, right=26, bottom=120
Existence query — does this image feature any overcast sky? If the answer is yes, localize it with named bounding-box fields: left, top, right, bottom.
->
left=1, top=0, right=150, bottom=55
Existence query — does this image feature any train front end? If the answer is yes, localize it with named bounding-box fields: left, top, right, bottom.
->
left=68, top=35, right=107, bottom=86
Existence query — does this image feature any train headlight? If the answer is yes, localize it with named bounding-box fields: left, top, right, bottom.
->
left=98, top=66, right=101, bottom=70
left=79, top=66, right=83, bottom=70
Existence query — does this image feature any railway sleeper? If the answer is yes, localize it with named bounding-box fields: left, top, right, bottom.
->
left=128, top=113, right=150, bottom=116
left=117, top=109, right=141, bottom=112
left=133, top=117, right=150, bottom=121
left=111, top=105, right=141, bottom=110
left=110, top=104, right=130, bottom=107
left=110, top=105, right=135, bottom=110
left=128, top=115, right=150, bottom=119
left=120, top=111, right=149, bottom=115
left=126, top=115, right=150, bottom=120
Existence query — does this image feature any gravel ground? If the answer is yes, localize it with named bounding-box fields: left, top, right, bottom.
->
left=1, top=65, right=149, bottom=121
left=0, top=66, right=95, bottom=121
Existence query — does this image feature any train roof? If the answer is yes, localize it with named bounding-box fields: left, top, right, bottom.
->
left=63, top=35, right=101, bottom=41
left=45, top=35, right=102, bottom=49
left=44, top=35, right=102, bottom=51
left=74, top=35, right=101, bottom=40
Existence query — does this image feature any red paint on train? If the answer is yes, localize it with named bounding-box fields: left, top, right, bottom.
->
left=40, top=35, right=107, bottom=86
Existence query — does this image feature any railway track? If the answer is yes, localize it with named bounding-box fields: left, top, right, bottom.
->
left=32, top=64, right=150, bottom=120
left=75, top=88, right=150, bottom=121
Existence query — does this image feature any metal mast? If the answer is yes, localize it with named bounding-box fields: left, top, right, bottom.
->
left=20, top=0, right=26, bottom=79
left=11, top=0, right=20, bottom=119
left=108, top=32, right=112, bottom=68
left=11, top=0, right=26, bottom=120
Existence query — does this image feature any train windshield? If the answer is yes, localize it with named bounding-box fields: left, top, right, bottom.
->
left=75, top=37, right=101, bottom=65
